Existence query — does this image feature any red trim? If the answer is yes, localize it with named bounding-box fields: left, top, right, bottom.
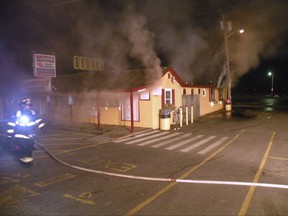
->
left=130, top=90, right=134, bottom=133
left=161, top=89, right=165, bottom=109
left=162, top=67, right=212, bottom=88
left=172, top=89, right=175, bottom=106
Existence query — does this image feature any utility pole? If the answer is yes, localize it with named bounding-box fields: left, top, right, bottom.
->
left=220, top=13, right=232, bottom=101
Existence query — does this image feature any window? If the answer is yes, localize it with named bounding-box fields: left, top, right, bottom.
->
left=183, top=89, right=186, bottom=95
left=121, top=94, right=139, bottom=121
left=191, top=89, right=194, bottom=95
left=140, top=90, right=150, bottom=100
left=219, top=89, right=224, bottom=101
left=164, top=89, right=172, bottom=105
left=202, top=89, right=206, bottom=97
left=210, top=88, right=215, bottom=101
left=198, top=89, right=201, bottom=94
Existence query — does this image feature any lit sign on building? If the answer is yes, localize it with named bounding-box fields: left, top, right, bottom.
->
left=73, top=55, right=104, bottom=71
left=33, top=53, right=56, bottom=77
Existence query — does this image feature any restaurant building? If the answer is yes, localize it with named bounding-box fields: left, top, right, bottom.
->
left=44, top=67, right=225, bottom=129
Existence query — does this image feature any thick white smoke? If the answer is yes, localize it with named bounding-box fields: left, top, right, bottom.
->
left=1, top=0, right=288, bottom=90
left=119, top=5, right=162, bottom=81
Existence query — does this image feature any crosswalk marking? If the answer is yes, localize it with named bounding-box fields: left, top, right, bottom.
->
left=165, top=135, right=203, bottom=150
left=197, top=137, right=229, bottom=155
left=138, top=133, right=180, bottom=146
left=114, top=130, right=159, bottom=143
left=180, top=136, right=216, bottom=152
left=152, top=133, right=192, bottom=148
left=113, top=131, right=230, bottom=155
left=125, top=131, right=169, bottom=145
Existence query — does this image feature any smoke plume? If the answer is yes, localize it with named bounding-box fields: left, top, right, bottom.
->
left=1, top=0, right=288, bottom=90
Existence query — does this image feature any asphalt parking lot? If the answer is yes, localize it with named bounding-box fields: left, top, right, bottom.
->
left=1, top=107, right=288, bottom=215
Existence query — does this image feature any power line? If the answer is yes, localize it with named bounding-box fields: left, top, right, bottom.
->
left=0, top=0, right=82, bottom=14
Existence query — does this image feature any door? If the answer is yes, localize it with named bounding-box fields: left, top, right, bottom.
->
left=182, top=94, right=200, bottom=121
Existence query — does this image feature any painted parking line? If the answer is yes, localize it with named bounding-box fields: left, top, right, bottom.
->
left=63, top=193, right=95, bottom=205
left=165, top=135, right=203, bottom=150
left=35, top=173, right=76, bottom=187
left=198, top=137, right=229, bottom=155
left=124, top=129, right=245, bottom=216
left=39, top=137, right=91, bottom=141
left=238, top=131, right=276, bottom=216
left=180, top=136, right=216, bottom=152
left=268, top=156, right=288, bottom=161
left=0, top=185, right=38, bottom=206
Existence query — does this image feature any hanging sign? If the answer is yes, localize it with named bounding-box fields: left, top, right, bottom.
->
left=21, top=78, right=51, bottom=92
left=33, top=53, right=56, bottom=77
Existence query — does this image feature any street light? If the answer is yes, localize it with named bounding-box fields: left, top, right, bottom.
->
left=268, top=71, right=274, bottom=96
left=224, top=29, right=244, bottom=111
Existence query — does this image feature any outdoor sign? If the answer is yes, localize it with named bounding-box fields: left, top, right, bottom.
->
left=73, top=55, right=104, bottom=71
left=21, top=78, right=51, bottom=92
left=33, top=53, right=56, bottom=77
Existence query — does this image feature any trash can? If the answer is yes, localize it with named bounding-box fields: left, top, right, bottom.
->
left=160, top=109, right=171, bottom=130
left=225, top=99, right=232, bottom=112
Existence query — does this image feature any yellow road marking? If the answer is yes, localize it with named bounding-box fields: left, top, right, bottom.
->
left=257, top=111, right=265, bottom=118
left=80, top=192, right=92, bottom=198
left=39, top=137, right=90, bottom=141
left=238, top=131, right=276, bottom=216
left=53, top=141, right=107, bottom=154
left=268, top=156, right=288, bottom=161
left=124, top=129, right=245, bottom=216
left=0, top=185, right=38, bottom=206
left=38, top=131, right=68, bottom=138
left=39, top=142, right=89, bottom=146
left=47, top=129, right=97, bottom=137
left=1, top=177, right=19, bottom=183
left=35, top=173, right=76, bottom=187
left=63, top=194, right=95, bottom=205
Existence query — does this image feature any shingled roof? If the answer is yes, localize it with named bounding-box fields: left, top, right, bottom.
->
left=51, top=66, right=212, bottom=93
left=52, top=69, right=151, bottom=92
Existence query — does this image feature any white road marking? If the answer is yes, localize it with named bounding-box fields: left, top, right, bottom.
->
left=166, top=135, right=203, bottom=150
left=125, top=131, right=169, bottom=145
left=152, top=133, right=192, bottom=148
left=114, top=130, right=159, bottom=143
left=180, top=136, right=216, bottom=152
left=198, top=137, right=229, bottom=155
left=138, top=133, right=180, bottom=146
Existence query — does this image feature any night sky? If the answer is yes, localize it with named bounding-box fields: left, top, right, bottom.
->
left=1, top=0, right=288, bottom=95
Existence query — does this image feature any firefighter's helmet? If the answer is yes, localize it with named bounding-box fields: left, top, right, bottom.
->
left=19, top=98, right=33, bottom=108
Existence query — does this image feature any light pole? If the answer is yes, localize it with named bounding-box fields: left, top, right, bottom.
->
left=268, top=71, right=274, bottom=96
